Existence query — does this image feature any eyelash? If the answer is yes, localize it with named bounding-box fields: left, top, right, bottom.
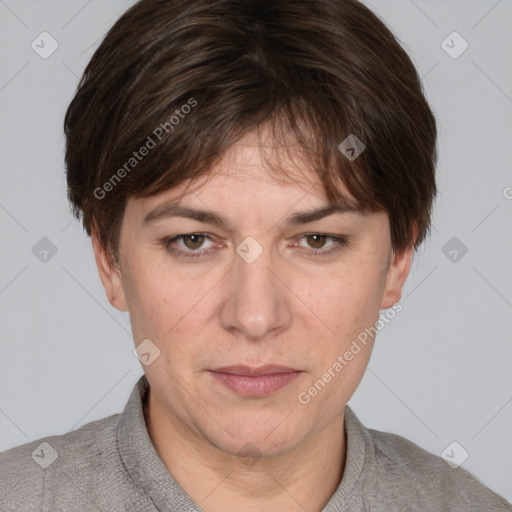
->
left=161, top=233, right=350, bottom=259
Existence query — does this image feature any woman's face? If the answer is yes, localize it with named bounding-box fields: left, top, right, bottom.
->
left=93, top=128, right=413, bottom=458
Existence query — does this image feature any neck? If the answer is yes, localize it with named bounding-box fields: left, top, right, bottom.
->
left=144, top=389, right=347, bottom=512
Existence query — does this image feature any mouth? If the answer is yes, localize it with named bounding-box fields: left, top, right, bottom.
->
left=208, top=365, right=302, bottom=397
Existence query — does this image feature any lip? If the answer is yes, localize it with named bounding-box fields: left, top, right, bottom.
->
left=211, top=365, right=298, bottom=376
left=209, top=365, right=301, bottom=396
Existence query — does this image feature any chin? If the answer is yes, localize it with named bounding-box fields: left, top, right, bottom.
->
left=199, top=409, right=307, bottom=459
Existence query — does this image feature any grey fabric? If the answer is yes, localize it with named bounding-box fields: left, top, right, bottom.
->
left=0, top=375, right=510, bottom=511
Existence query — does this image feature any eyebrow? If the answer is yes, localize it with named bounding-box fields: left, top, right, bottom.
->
left=142, top=200, right=362, bottom=229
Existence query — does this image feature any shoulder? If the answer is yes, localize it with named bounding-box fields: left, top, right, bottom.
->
left=0, top=413, right=121, bottom=511
left=367, top=427, right=512, bottom=511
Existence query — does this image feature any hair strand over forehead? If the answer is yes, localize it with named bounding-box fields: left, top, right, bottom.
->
left=64, top=0, right=437, bottom=261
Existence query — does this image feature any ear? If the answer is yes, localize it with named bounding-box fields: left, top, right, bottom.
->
left=91, top=226, right=128, bottom=312
left=380, top=229, right=417, bottom=309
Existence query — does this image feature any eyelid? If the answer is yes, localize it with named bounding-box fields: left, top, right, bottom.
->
left=162, top=233, right=221, bottom=258
left=291, top=233, right=350, bottom=256
left=161, top=232, right=350, bottom=259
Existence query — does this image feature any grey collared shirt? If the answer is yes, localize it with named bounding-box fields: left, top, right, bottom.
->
left=0, top=375, right=510, bottom=511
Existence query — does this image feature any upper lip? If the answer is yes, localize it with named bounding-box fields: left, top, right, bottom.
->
left=210, top=365, right=299, bottom=376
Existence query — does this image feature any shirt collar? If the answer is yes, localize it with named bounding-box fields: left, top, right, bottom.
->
left=117, top=374, right=374, bottom=511
left=117, top=374, right=202, bottom=511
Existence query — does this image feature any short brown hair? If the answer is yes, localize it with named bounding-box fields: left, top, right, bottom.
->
left=65, top=0, right=437, bottom=262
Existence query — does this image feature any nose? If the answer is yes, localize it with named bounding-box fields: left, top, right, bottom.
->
left=219, top=244, right=292, bottom=341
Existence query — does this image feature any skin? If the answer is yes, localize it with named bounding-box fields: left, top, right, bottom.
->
left=93, top=126, right=415, bottom=512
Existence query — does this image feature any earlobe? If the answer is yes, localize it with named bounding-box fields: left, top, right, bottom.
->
left=380, top=243, right=414, bottom=310
left=91, top=227, right=128, bottom=312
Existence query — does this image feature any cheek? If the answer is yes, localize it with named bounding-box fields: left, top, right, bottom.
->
left=119, top=250, right=172, bottom=340
left=296, top=267, right=383, bottom=412
left=124, top=259, right=217, bottom=349
left=125, top=272, right=210, bottom=389
left=298, top=260, right=385, bottom=341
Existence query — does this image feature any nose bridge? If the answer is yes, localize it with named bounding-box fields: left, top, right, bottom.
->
left=220, top=238, right=291, bottom=340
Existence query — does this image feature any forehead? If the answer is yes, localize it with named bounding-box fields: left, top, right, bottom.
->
left=127, top=126, right=359, bottom=217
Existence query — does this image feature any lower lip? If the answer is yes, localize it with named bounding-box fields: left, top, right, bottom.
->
left=209, top=371, right=301, bottom=397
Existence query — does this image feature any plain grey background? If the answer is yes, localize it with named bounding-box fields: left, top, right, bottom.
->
left=1, top=0, right=511, bottom=503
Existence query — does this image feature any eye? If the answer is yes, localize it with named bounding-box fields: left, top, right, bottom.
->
left=301, top=234, right=330, bottom=249
left=162, top=233, right=218, bottom=258
left=295, top=233, right=349, bottom=256
left=179, top=234, right=209, bottom=250
left=161, top=232, right=349, bottom=259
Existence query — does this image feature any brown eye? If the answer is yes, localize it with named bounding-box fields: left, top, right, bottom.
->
left=162, top=233, right=219, bottom=258
left=295, top=233, right=349, bottom=256
left=305, top=234, right=327, bottom=249
left=182, top=234, right=205, bottom=250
